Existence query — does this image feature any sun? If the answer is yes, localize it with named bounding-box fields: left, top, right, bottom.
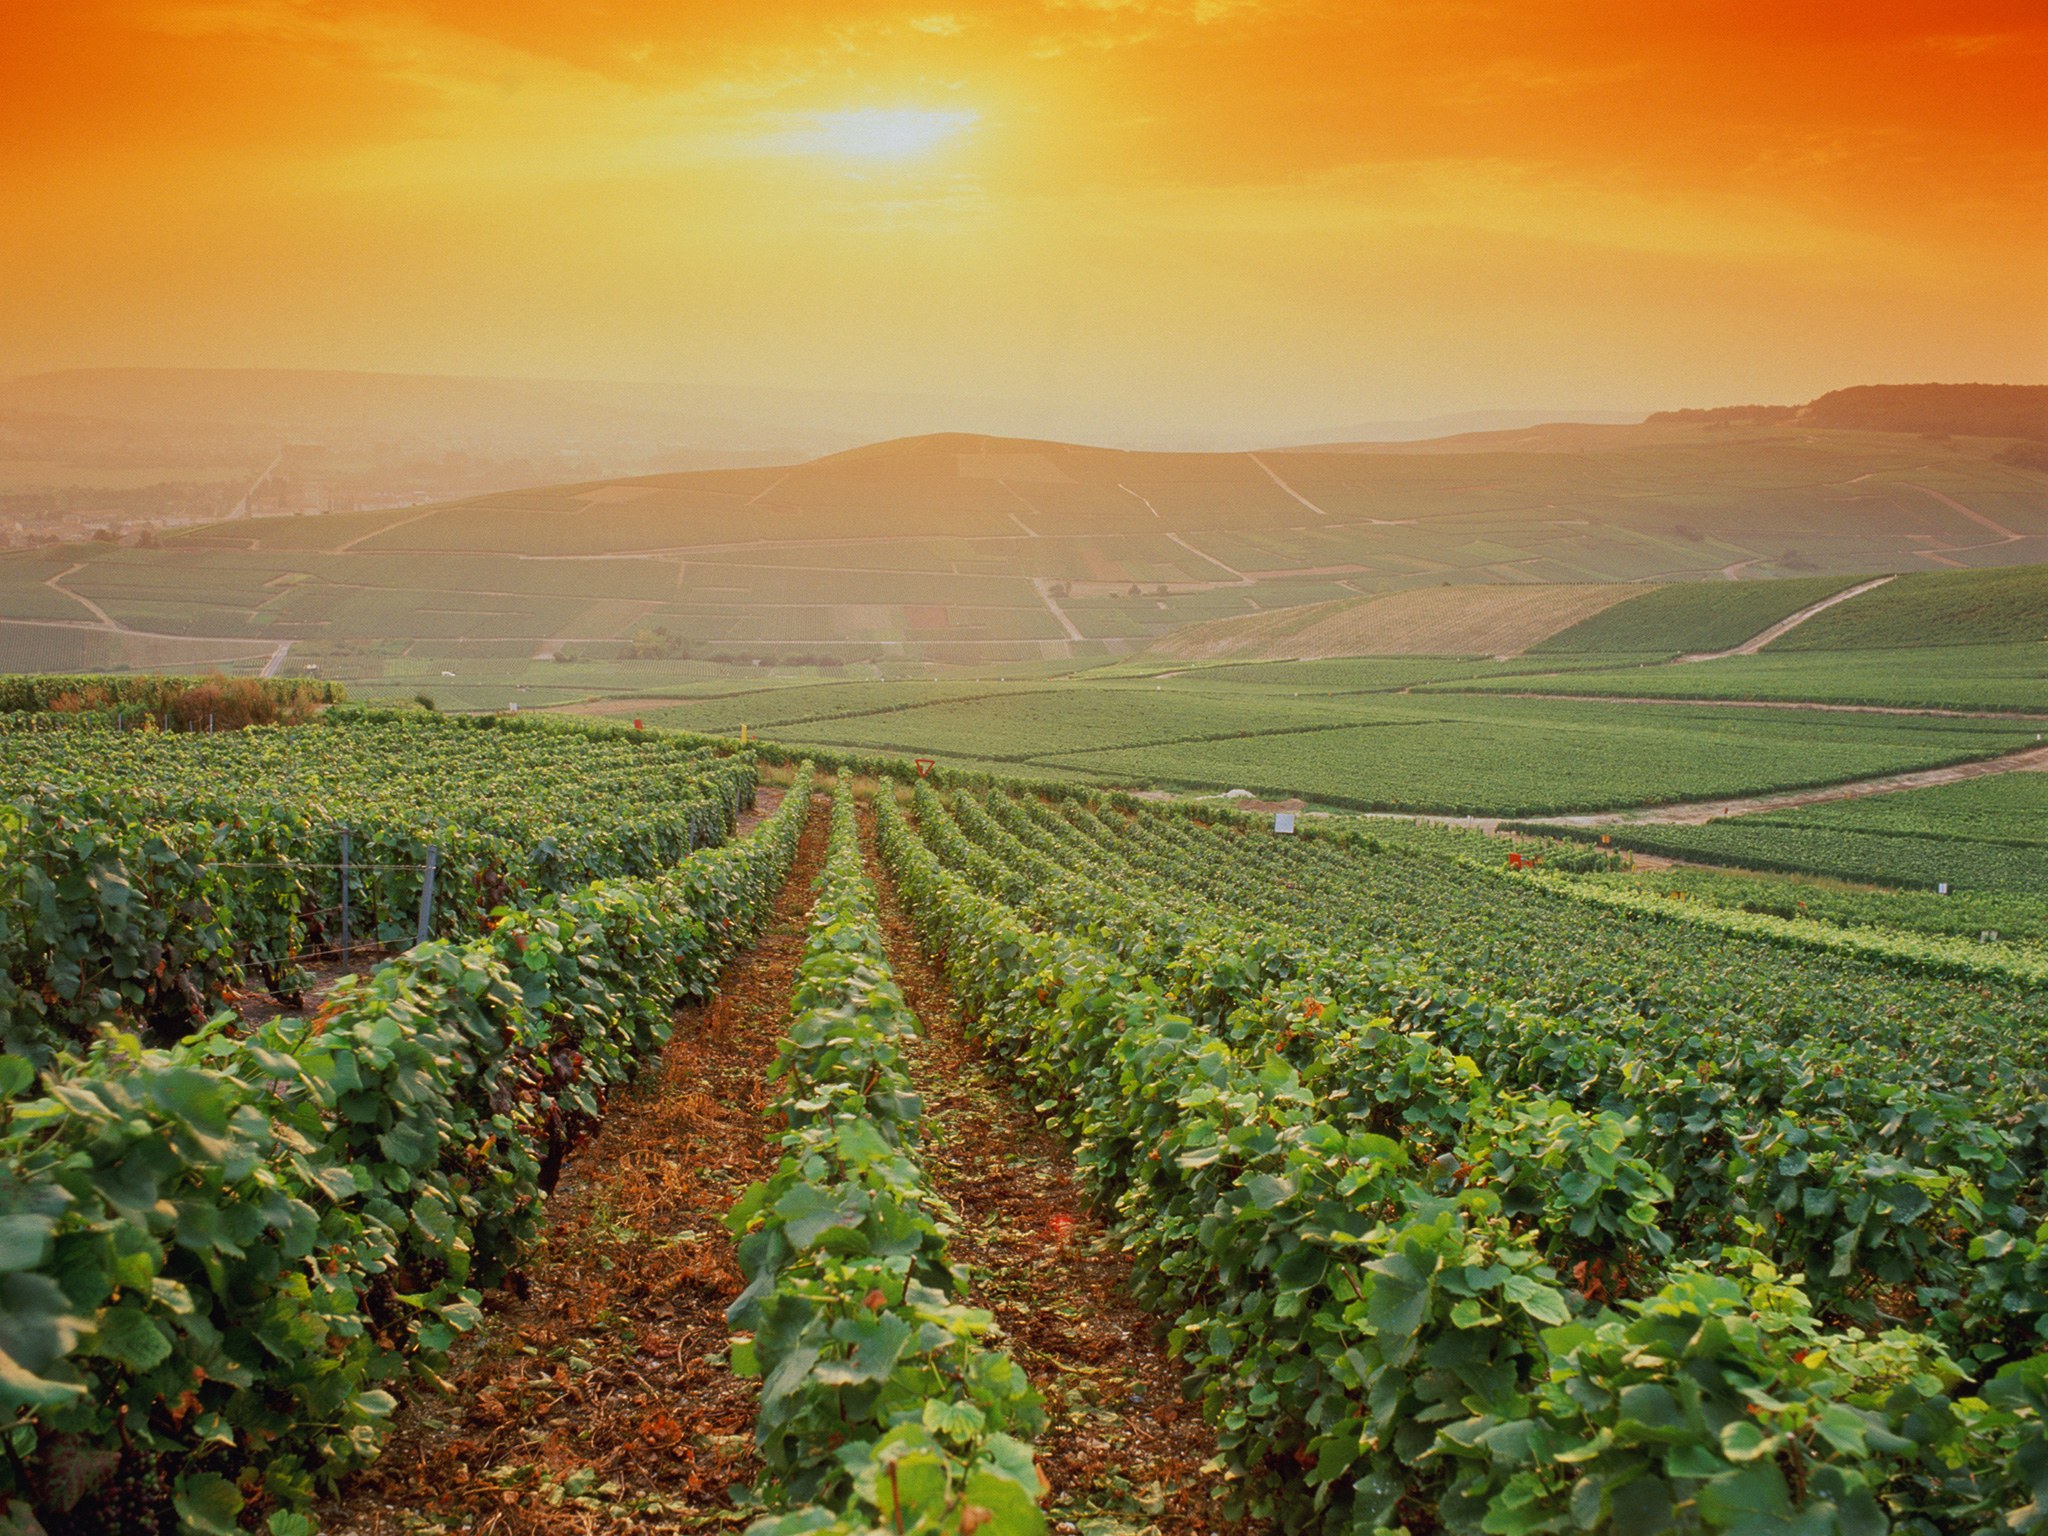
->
left=764, top=108, right=980, bottom=161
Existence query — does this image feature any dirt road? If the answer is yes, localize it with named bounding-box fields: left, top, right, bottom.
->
left=1524, top=741, right=2048, bottom=828
left=1674, top=575, right=1893, bottom=661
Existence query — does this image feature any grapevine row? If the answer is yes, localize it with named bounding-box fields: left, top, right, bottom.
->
left=875, top=781, right=2041, bottom=1532
left=0, top=712, right=755, bottom=1060
left=730, top=781, right=1045, bottom=1536
left=0, top=762, right=814, bottom=1536
left=941, top=786, right=2047, bottom=1360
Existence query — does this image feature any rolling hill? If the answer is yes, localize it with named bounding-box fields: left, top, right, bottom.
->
left=0, top=388, right=2038, bottom=686
left=1648, top=383, right=2048, bottom=441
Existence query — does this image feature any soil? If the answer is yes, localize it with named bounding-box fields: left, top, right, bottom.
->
left=230, top=957, right=372, bottom=1029
left=735, top=782, right=784, bottom=837
left=858, top=802, right=1268, bottom=1536
left=319, top=793, right=830, bottom=1536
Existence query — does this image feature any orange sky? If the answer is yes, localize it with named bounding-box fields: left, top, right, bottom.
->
left=3, top=1, right=2044, bottom=441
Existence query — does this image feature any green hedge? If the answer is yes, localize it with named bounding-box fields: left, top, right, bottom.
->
left=0, top=676, right=346, bottom=716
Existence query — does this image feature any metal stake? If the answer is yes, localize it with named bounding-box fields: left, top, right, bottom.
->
left=338, top=828, right=352, bottom=965
left=415, top=845, right=438, bottom=945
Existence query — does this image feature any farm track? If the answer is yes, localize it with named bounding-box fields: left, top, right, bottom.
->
left=859, top=802, right=1266, bottom=1536
left=322, top=791, right=828, bottom=1536
left=1673, top=575, right=1894, bottom=660
left=1525, top=741, right=2048, bottom=828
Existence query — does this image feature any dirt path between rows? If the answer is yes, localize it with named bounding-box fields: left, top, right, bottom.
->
left=858, top=801, right=1266, bottom=1536
left=322, top=795, right=827, bottom=1536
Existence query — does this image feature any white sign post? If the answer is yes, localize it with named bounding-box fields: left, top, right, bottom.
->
left=1274, top=812, right=1296, bottom=834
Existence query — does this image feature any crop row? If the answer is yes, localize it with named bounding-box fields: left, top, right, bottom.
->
left=940, top=787, right=2048, bottom=1361
left=730, top=781, right=1045, bottom=1536
left=876, top=781, right=2043, bottom=1533
left=0, top=712, right=755, bottom=1061
left=1537, top=815, right=2048, bottom=899
left=0, top=764, right=814, bottom=1536
left=1381, top=816, right=2048, bottom=987
left=1572, top=864, right=2048, bottom=953
left=1027, top=790, right=2045, bottom=1088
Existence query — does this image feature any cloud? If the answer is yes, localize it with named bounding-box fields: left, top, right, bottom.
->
left=1918, top=31, right=2037, bottom=56
left=1029, top=0, right=1282, bottom=54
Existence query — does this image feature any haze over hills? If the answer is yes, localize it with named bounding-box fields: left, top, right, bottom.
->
left=1281, top=408, right=1646, bottom=446
left=0, top=367, right=864, bottom=545
left=1295, top=384, right=2048, bottom=456
left=0, top=368, right=962, bottom=460
left=0, top=367, right=1658, bottom=545
left=0, top=383, right=2037, bottom=686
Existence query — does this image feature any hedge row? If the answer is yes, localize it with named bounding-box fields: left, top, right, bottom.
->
left=730, top=782, right=1046, bottom=1536
left=0, top=676, right=345, bottom=718
left=0, top=765, right=814, bottom=1536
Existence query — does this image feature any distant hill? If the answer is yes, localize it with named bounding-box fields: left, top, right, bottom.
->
left=1282, top=407, right=1644, bottom=446
left=1649, top=383, right=2048, bottom=442
left=0, top=407, right=2040, bottom=673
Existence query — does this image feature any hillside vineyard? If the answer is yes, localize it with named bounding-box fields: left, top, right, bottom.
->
left=2, top=703, right=2046, bottom=1535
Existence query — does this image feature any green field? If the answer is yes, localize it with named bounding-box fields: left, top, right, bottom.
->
left=628, top=680, right=2038, bottom=815
left=1432, top=641, right=2048, bottom=711
left=1582, top=772, right=2048, bottom=893
left=1767, top=565, right=2048, bottom=649
left=1531, top=573, right=1860, bottom=653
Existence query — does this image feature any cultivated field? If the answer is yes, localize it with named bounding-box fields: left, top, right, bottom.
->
left=1144, top=581, right=1640, bottom=659
left=1573, top=770, right=2048, bottom=894
left=4, top=690, right=2045, bottom=1534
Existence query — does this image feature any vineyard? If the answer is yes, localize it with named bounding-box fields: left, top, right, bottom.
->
left=1560, top=773, right=2048, bottom=897
left=0, top=711, right=754, bottom=1063
left=1, top=700, right=2045, bottom=1535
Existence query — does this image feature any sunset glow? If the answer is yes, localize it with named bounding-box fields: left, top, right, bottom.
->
left=1, top=2, right=2042, bottom=439
left=760, top=108, right=981, bottom=160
